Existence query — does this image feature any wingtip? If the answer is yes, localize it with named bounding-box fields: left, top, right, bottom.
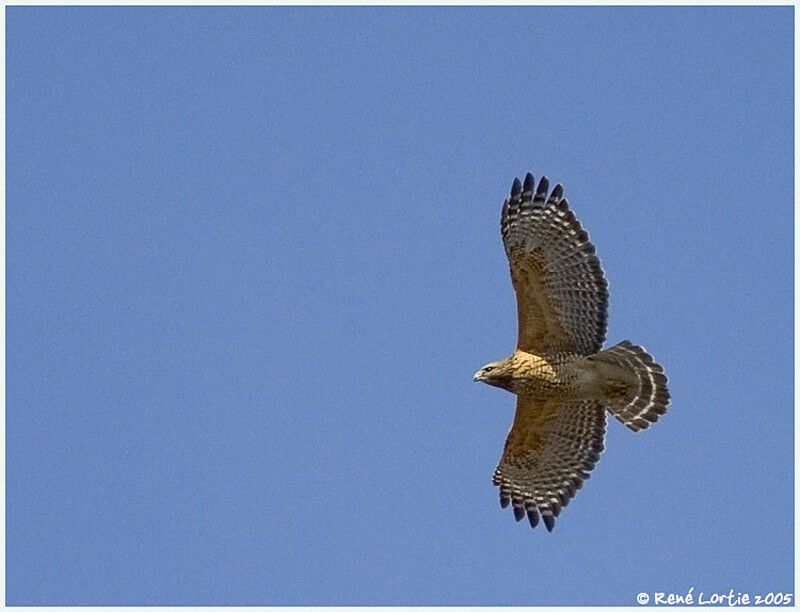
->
left=522, top=172, right=534, bottom=193
left=510, top=177, right=522, bottom=197
left=536, top=176, right=550, bottom=198
left=542, top=514, right=555, bottom=532
left=513, top=505, right=525, bottom=522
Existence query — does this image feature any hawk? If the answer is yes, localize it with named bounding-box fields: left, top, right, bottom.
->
left=474, top=172, right=670, bottom=531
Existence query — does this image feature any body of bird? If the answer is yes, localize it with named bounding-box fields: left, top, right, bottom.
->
left=475, top=349, right=639, bottom=401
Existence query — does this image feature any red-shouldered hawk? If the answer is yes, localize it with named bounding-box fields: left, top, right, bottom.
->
left=474, top=173, right=670, bottom=531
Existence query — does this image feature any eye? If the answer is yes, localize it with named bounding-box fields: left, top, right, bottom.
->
left=484, top=366, right=495, bottom=373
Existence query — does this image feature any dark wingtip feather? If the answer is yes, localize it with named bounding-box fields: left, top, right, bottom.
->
left=536, top=176, right=549, bottom=197
left=500, top=495, right=510, bottom=509
left=522, top=172, right=534, bottom=193
left=513, top=505, right=525, bottom=522
left=510, top=177, right=522, bottom=197
left=527, top=509, right=539, bottom=529
left=542, top=514, right=555, bottom=532
left=550, top=184, right=563, bottom=201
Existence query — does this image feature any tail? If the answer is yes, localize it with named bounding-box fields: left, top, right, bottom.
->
left=592, top=341, right=670, bottom=432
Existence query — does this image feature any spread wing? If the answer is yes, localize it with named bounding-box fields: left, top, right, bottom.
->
left=501, top=173, right=608, bottom=355
left=493, top=397, right=606, bottom=531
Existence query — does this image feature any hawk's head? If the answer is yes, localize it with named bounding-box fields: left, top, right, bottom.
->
left=474, top=358, right=515, bottom=392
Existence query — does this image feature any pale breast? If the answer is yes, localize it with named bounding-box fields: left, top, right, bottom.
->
left=512, top=351, right=588, bottom=397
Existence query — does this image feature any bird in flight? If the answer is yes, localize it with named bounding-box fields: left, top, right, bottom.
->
left=474, top=172, right=669, bottom=531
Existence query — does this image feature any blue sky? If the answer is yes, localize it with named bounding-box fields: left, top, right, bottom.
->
left=6, top=6, right=793, bottom=606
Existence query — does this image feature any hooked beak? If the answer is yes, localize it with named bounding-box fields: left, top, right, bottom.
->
left=473, top=370, right=483, bottom=382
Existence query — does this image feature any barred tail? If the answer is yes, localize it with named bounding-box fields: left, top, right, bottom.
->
left=593, top=341, right=670, bottom=432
